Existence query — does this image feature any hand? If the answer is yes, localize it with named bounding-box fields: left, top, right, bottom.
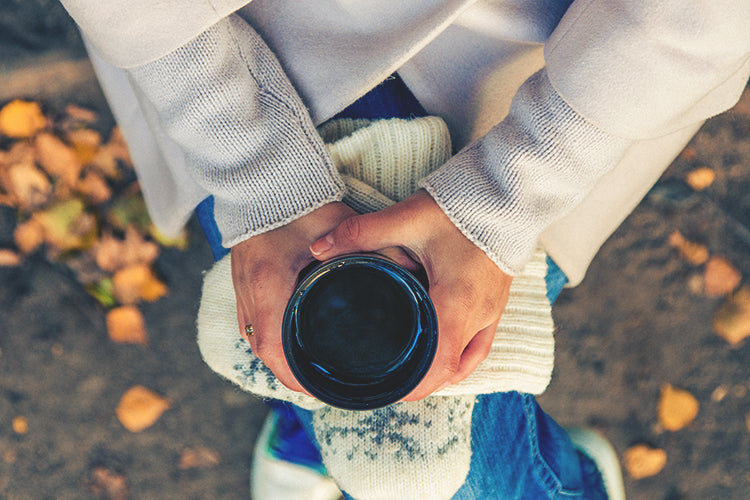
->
left=231, top=202, right=357, bottom=393
left=309, top=190, right=513, bottom=401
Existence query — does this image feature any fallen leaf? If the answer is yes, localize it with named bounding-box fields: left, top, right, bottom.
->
left=86, top=466, right=129, bottom=500
left=623, top=444, right=667, bottom=479
left=89, top=147, right=120, bottom=179
left=67, top=128, right=102, bottom=166
left=108, top=185, right=151, bottom=233
left=12, top=416, right=29, bottom=434
left=13, top=217, right=45, bottom=254
left=711, top=385, right=729, bottom=402
left=34, top=199, right=98, bottom=253
left=116, top=385, right=170, bottom=432
left=86, top=278, right=117, bottom=308
left=0, top=249, right=21, bottom=267
left=95, top=228, right=159, bottom=273
left=178, top=447, right=221, bottom=470
left=0, top=100, right=46, bottom=138
left=668, top=231, right=709, bottom=265
left=64, top=104, right=97, bottom=125
left=107, top=127, right=132, bottom=164
left=106, top=305, right=148, bottom=346
left=4, top=162, right=52, bottom=211
left=678, top=146, right=698, bottom=162
left=150, top=225, right=189, bottom=250
left=746, top=413, right=750, bottom=433
left=713, top=286, right=750, bottom=346
left=685, top=167, right=715, bottom=191
left=76, top=170, right=112, bottom=205
left=113, top=264, right=168, bottom=304
left=35, top=132, right=82, bottom=188
left=658, top=384, right=699, bottom=431
left=703, top=256, right=741, bottom=297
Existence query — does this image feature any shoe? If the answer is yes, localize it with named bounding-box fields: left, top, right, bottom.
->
left=566, top=427, right=626, bottom=500
left=251, top=411, right=342, bottom=500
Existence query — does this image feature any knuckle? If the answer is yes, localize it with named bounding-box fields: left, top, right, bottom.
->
left=338, top=216, right=362, bottom=244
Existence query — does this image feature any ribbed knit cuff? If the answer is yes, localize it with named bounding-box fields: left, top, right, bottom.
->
left=420, top=69, right=631, bottom=275
left=128, top=15, right=345, bottom=248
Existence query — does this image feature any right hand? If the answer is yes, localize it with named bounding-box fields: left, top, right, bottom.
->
left=230, top=201, right=357, bottom=393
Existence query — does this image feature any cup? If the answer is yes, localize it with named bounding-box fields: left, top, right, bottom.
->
left=282, top=254, right=438, bottom=410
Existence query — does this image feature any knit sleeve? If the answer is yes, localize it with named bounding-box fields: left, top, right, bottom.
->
left=419, top=69, right=631, bottom=275
left=127, top=15, right=346, bottom=248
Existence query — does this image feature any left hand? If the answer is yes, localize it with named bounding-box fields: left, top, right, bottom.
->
left=309, top=190, right=513, bottom=401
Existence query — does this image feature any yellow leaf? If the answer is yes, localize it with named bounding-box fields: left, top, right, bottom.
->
left=703, top=256, right=741, bottom=297
left=34, top=198, right=98, bottom=253
left=713, top=286, right=750, bottom=346
left=76, top=170, right=112, bottom=205
left=0, top=249, right=21, bottom=267
left=668, top=231, right=709, bottom=266
left=95, top=228, right=159, bottom=273
left=685, top=167, right=715, bottom=191
left=116, top=385, right=170, bottom=432
left=658, top=384, right=699, bottom=431
left=0, top=100, right=46, bottom=138
left=67, top=128, right=102, bottom=166
left=113, top=264, right=167, bottom=304
left=106, top=306, right=149, bottom=346
left=623, top=444, right=667, bottom=479
left=35, top=132, right=82, bottom=188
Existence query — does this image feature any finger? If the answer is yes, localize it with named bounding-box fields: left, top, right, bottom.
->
left=446, top=320, right=498, bottom=387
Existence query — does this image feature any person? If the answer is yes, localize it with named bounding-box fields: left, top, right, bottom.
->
left=58, top=1, right=750, bottom=498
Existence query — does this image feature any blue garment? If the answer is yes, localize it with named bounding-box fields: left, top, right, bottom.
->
left=195, top=74, right=604, bottom=499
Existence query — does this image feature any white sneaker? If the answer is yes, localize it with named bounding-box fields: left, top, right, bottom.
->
left=566, top=427, right=626, bottom=500
left=251, top=411, right=342, bottom=500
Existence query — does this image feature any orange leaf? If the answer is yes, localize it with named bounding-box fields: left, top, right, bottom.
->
left=0, top=249, right=21, bottom=267
left=0, top=100, right=46, bottom=138
left=67, top=128, right=102, bottom=166
left=685, top=167, right=715, bottom=191
left=64, top=104, right=98, bottom=124
left=703, top=256, right=741, bottom=297
left=668, top=231, right=709, bottom=265
left=113, top=264, right=167, bottom=304
left=178, top=447, right=221, bottom=470
left=106, top=306, right=149, bottom=346
left=713, top=286, right=750, bottom=346
left=658, top=384, right=699, bottom=431
left=623, top=444, right=667, bottom=479
left=116, top=385, right=170, bottom=432
left=95, top=228, right=159, bottom=273
left=34, top=132, right=82, bottom=188
left=12, top=416, right=29, bottom=434
left=76, top=170, right=112, bottom=205
left=4, top=162, right=52, bottom=211
left=13, top=217, right=45, bottom=254
left=86, top=467, right=129, bottom=500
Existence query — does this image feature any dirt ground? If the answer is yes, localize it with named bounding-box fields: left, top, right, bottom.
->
left=1, top=3, right=749, bottom=499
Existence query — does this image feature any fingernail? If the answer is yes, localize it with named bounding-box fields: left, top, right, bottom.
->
left=436, top=381, right=451, bottom=393
left=309, top=233, right=333, bottom=256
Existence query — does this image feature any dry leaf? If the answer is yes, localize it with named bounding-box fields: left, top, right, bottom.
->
left=14, top=217, right=45, bottom=254
left=86, top=467, right=129, bottom=500
left=150, top=225, right=189, bottom=250
left=713, top=286, right=750, bottom=346
left=668, top=231, right=709, bottom=265
left=35, top=132, right=82, bottom=188
left=95, top=228, right=159, bottom=273
left=68, top=128, right=102, bottom=166
left=106, top=306, right=149, bottom=346
left=4, top=162, right=52, bottom=211
left=658, top=384, right=699, bottom=431
left=678, top=146, right=698, bottom=162
left=0, top=249, right=21, bottom=267
left=90, top=147, right=120, bottom=179
left=0, top=100, right=46, bottom=138
left=107, top=127, right=132, bottom=164
left=113, top=264, right=168, bottom=304
left=64, top=104, right=97, bottom=124
left=703, top=256, right=741, bottom=297
left=623, top=444, right=667, bottom=479
left=746, top=413, right=750, bottom=433
left=77, top=170, right=112, bottom=205
left=34, top=198, right=98, bottom=253
left=12, top=416, right=29, bottom=434
left=178, top=447, right=221, bottom=470
left=116, top=385, right=170, bottom=432
left=685, top=167, right=715, bottom=191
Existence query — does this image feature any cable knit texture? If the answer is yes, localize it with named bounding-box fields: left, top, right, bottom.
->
left=128, top=15, right=346, bottom=248
left=197, top=116, right=554, bottom=499
left=420, top=69, right=631, bottom=275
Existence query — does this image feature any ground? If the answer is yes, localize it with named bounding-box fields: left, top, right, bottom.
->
left=1, top=3, right=749, bottom=499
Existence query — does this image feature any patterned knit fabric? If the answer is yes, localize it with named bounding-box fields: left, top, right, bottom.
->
left=197, top=116, right=555, bottom=499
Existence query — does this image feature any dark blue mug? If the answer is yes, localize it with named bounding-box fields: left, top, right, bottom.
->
left=282, top=254, right=438, bottom=410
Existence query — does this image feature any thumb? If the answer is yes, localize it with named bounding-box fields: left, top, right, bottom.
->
left=309, top=211, right=406, bottom=260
